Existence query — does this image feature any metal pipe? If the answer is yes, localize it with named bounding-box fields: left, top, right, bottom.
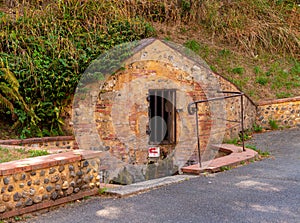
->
left=188, top=93, right=244, bottom=115
left=188, top=91, right=246, bottom=169
left=154, top=92, right=157, bottom=143
left=172, top=90, right=176, bottom=143
left=195, top=103, right=202, bottom=168
left=161, top=91, right=164, bottom=142
left=241, top=95, right=245, bottom=151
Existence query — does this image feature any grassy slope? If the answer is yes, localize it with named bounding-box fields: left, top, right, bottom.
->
left=1, top=0, right=299, bottom=102
left=114, top=0, right=299, bottom=101
left=154, top=22, right=300, bottom=102
left=0, top=0, right=299, bottom=138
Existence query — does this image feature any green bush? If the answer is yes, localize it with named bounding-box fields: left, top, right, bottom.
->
left=0, top=1, right=155, bottom=138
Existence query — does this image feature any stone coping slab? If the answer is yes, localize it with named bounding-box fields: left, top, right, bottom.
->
left=181, top=144, right=258, bottom=174
left=105, top=175, right=199, bottom=197
left=0, top=150, right=103, bottom=176
left=0, top=136, right=75, bottom=145
left=257, top=96, right=300, bottom=106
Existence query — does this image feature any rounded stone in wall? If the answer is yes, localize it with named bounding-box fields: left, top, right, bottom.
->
left=0, top=205, right=6, bottom=213
left=33, top=195, right=43, bottom=204
left=2, top=194, right=10, bottom=202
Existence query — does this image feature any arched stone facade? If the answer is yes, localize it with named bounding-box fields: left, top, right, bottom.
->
left=73, top=39, right=256, bottom=184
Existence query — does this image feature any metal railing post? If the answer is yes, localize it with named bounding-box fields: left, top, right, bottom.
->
left=188, top=91, right=246, bottom=167
left=195, top=103, right=202, bottom=168
left=241, top=94, right=245, bottom=151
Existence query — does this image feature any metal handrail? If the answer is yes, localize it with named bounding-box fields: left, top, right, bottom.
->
left=188, top=91, right=245, bottom=168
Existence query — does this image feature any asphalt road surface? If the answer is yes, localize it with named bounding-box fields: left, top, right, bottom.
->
left=28, top=128, right=300, bottom=223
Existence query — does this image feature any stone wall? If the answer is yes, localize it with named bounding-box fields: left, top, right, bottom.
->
left=216, top=75, right=257, bottom=139
left=0, top=136, right=77, bottom=150
left=256, top=97, right=300, bottom=129
left=94, top=60, right=256, bottom=184
left=73, top=39, right=257, bottom=185
left=0, top=150, right=102, bottom=219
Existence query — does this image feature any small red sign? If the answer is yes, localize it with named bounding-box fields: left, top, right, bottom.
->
left=148, top=147, right=160, bottom=158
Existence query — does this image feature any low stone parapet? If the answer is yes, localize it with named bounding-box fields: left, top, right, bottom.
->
left=0, top=150, right=102, bottom=219
left=0, top=136, right=77, bottom=150
left=256, top=97, right=300, bottom=129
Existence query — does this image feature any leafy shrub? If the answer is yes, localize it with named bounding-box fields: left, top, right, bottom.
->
left=0, top=1, right=155, bottom=137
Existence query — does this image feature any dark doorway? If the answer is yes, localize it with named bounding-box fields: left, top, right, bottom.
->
left=148, top=89, right=176, bottom=145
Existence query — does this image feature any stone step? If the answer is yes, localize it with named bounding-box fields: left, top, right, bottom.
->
left=182, top=144, right=258, bottom=175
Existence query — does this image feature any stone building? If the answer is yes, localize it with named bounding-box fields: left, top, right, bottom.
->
left=73, top=39, right=256, bottom=184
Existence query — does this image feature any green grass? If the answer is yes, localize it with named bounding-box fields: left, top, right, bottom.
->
left=253, top=66, right=262, bottom=75
left=218, top=49, right=231, bottom=58
left=256, top=76, right=268, bottom=85
left=224, top=138, right=240, bottom=145
left=0, top=0, right=299, bottom=139
left=253, top=124, right=263, bottom=133
left=0, top=0, right=155, bottom=138
left=28, top=149, right=49, bottom=157
left=269, top=119, right=279, bottom=130
left=232, top=67, right=245, bottom=75
left=220, top=166, right=232, bottom=171
left=276, top=92, right=293, bottom=99
left=98, top=187, right=108, bottom=195
left=83, top=196, right=91, bottom=200
left=246, top=144, right=270, bottom=157
left=224, top=130, right=252, bottom=145
left=0, top=147, right=49, bottom=163
left=184, top=39, right=201, bottom=53
left=14, top=216, right=21, bottom=221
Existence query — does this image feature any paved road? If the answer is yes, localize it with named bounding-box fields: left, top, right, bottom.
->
left=29, top=128, right=300, bottom=223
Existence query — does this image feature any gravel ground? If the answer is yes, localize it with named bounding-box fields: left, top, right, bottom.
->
left=24, top=128, right=300, bottom=223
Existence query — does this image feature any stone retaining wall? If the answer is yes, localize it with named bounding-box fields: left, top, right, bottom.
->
left=0, top=136, right=77, bottom=150
left=256, top=97, right=300, bottom=129
left=0, top=150, right=102, bottom=219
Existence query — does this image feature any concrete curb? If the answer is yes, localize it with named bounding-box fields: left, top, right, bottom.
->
left=105, top=175, right=199, bottom=197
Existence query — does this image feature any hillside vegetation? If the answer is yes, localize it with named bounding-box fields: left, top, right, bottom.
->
left=0, top=0, right=299, bottom=138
